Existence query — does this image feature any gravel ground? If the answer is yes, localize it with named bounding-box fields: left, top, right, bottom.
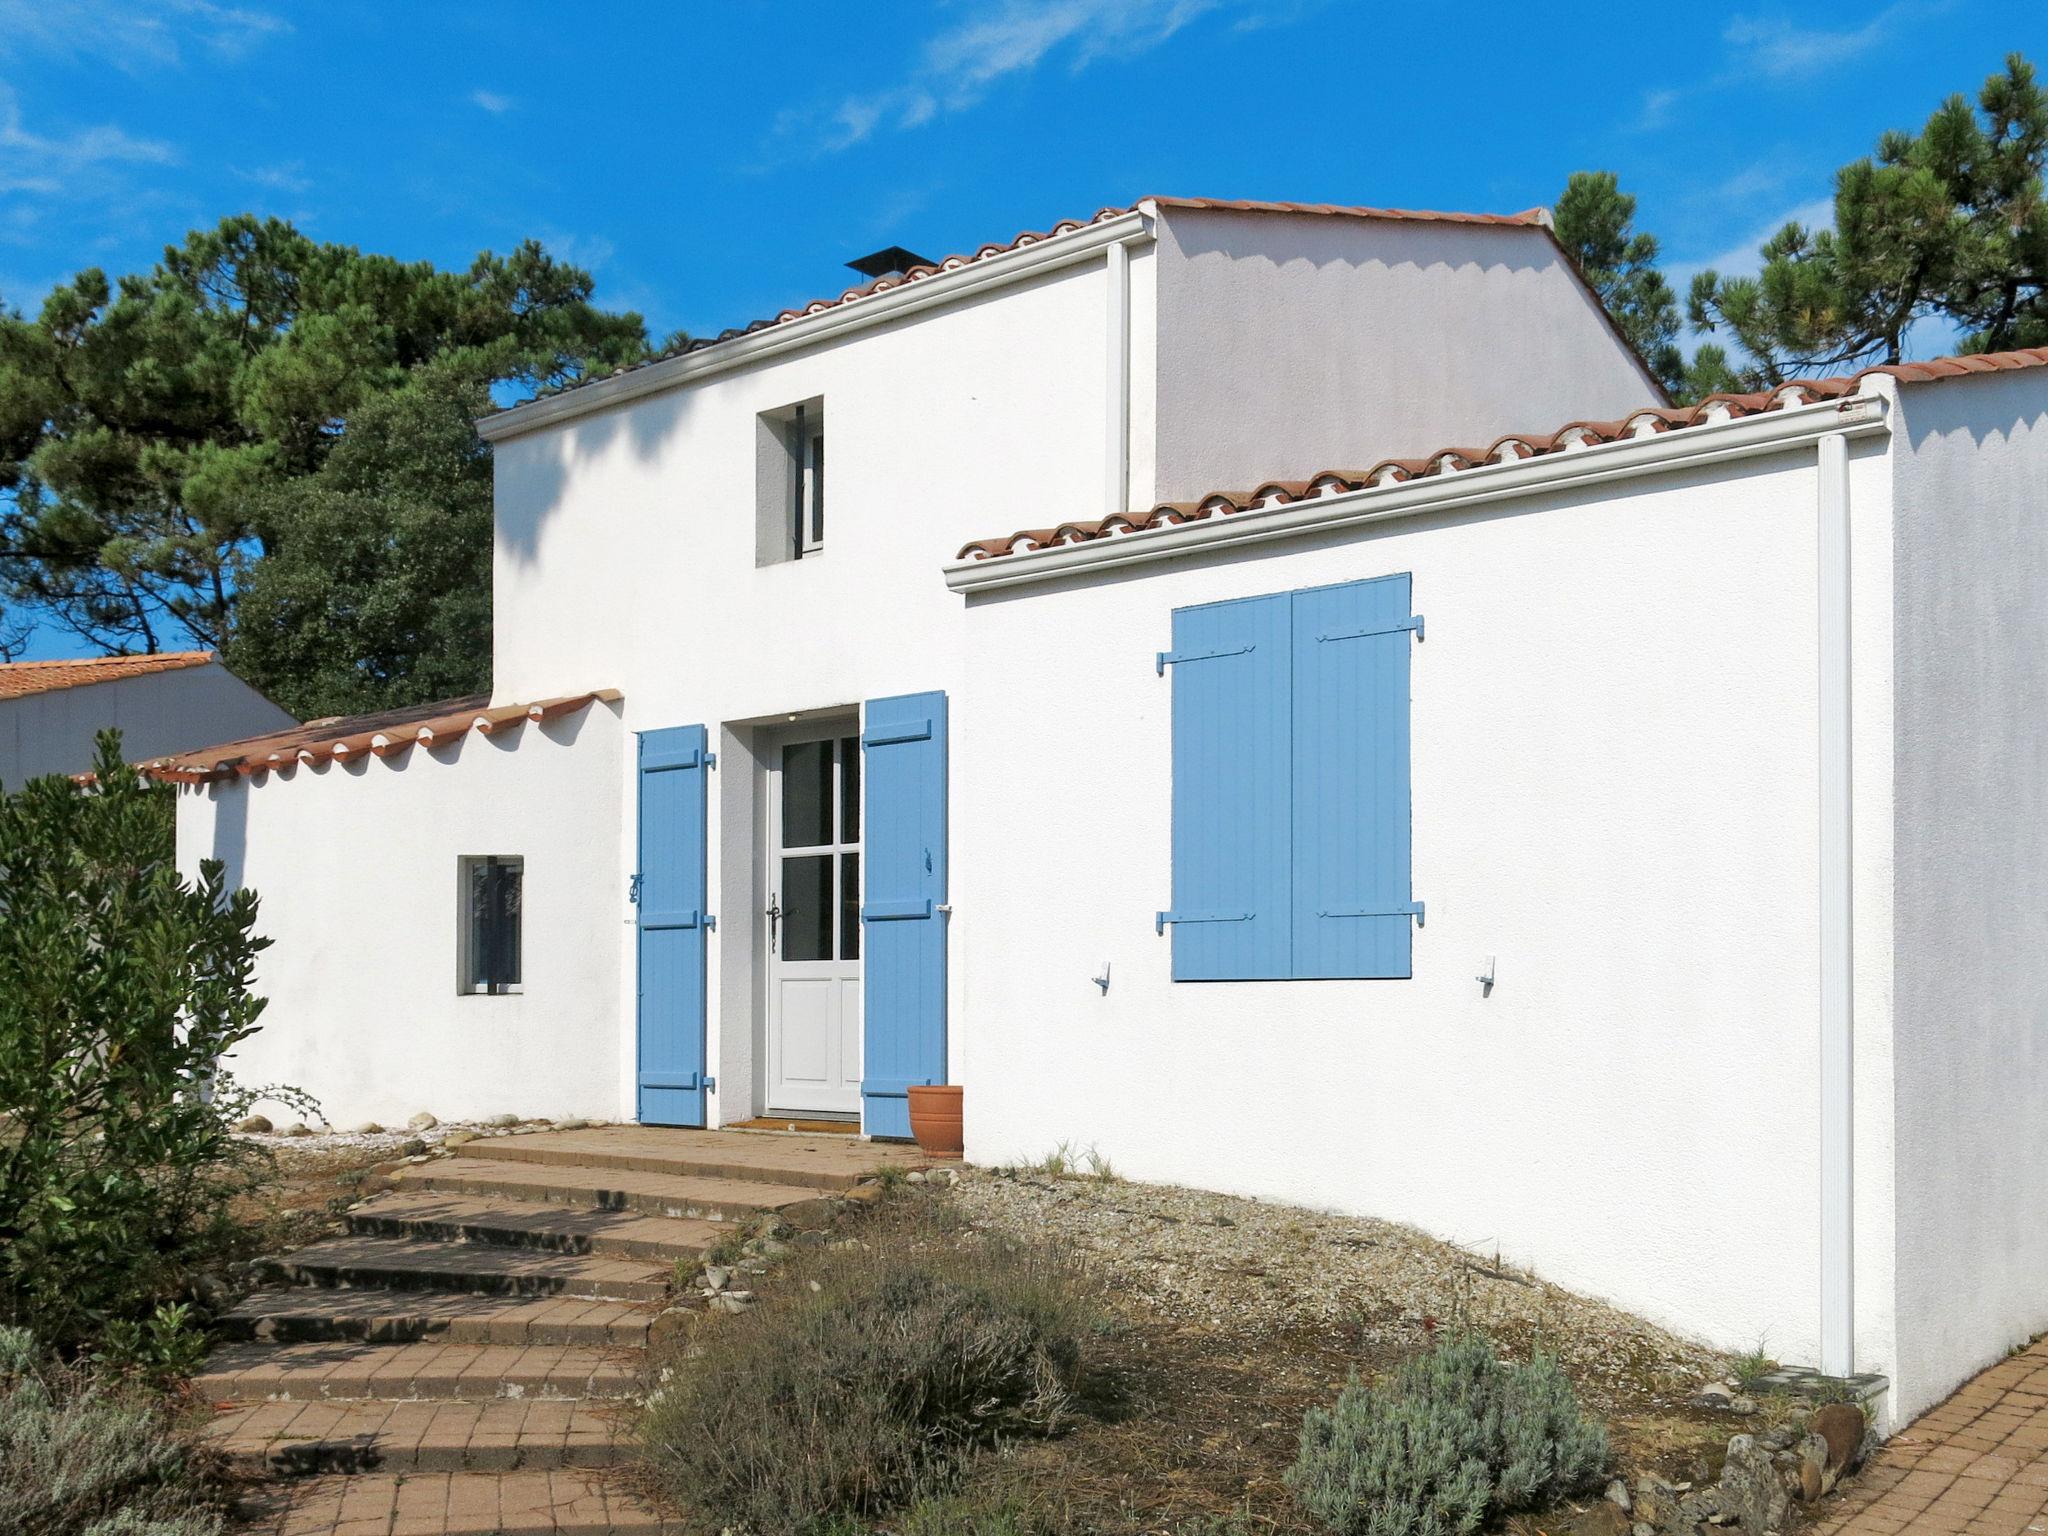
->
left=233, top=1116, right=605, bottom=1157
left=952, top=1166, right=1731, bottom=1414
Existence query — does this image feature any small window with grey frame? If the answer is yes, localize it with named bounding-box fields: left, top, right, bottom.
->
left=459, top=855, right=523, bottom=994
left=756, top=397, right=824, bottom=564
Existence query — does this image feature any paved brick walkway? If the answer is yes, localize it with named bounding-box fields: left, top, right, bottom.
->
left=1817, top=1338, right=2048, bottom=1535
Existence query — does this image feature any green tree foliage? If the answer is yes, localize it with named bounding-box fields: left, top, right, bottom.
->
left=1690, top=54, right=2048, bottom=383
left=224, top=365, right=494, bottom=719
left=1287, top=1332, right=1607, bottom=1536
left=0, top=217, right=647, bottom=675
left=1552, top=171, right=1743, bottom=403
left=0, top=733, right=297, bottom=1354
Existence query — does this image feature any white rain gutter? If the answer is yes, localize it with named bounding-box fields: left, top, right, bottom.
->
left=478, top=210, right=1158, bottom=444
left=944, top=391, right=1890, bottom=593
left=1816, top=428, right=1856, bottom=1376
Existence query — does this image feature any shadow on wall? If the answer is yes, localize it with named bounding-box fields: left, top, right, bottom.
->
left=206, top=780, right=248, bottom=893
left=495, top=381, right=701, bottom=570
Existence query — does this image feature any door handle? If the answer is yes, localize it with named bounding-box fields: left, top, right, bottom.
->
left=766, top=892, right=782, bottom=948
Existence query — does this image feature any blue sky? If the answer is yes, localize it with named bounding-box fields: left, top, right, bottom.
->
left=1, top=0, right=2044, bottom=658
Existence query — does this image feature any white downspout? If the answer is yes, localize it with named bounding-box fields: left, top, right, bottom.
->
left=1105, top=239, right=1131, bottom=516
left=1817, top=428, right=1856, bottom=1375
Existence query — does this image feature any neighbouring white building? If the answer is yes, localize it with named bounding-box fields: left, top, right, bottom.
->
left=1, top=649, right=292, bottom=790
left=152, top=196, right=2048, bottom=1427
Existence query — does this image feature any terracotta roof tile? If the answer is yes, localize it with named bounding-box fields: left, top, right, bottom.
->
left=498, top=196, right=1559, bottom=415
left=954, top=345, right=2048, bottom=563
left=0, top=649, right=215, bottom=701
left=139, top=689, right=622, bottom=785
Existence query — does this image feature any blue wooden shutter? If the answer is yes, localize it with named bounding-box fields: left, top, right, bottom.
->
left=637, top=725, right=710, bottom=1126
left=1160, top=593, right=1293, bottom=980
left=1291, top=575, right=1419, bottom=979
left=860, top=692, right=947, bottom=1139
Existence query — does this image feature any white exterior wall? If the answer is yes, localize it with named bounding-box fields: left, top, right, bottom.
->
left=1888, top=370, right=2048, bottom=1421
left=1148, top=210, right=1661, bottom=504
left=951, top=438, right=1901, bottom=1377
left=174, top=704, right=625, bottom=1129
left=1, top=662, right=293, bottom=789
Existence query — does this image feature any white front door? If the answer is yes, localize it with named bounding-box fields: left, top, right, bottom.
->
left=766, top=733, right=862, bottom=1115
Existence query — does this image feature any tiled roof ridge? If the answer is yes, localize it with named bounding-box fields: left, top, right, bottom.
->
left=502, top=196, right=1555, bottom=412
left=955, top=345, right=2048, bottom=563
left=140, top=689, right=621, bottom=785
left=0, top=649, right=215, bottom=700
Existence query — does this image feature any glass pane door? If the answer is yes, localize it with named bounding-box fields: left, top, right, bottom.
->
left=778, top=735, right=860, bottom=961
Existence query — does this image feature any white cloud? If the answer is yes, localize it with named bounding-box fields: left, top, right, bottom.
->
left=470, top=89, right=515, bottom=115
left=1667, top=197, right=1837, bottom=293
left=1720, top=6, right=1904, bottom=80
left=777, top=0, right=1278, bottom=154
left=0, top=0, right=288, bottom=70
left=236, top=160, right=310, bottom=193
left=0, top=86, right=176, bottom=187
left=1629, top=87, right=1680, bottom=132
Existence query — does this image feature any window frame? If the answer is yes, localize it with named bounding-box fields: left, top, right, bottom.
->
left=458, top=854, right=525, bottom=996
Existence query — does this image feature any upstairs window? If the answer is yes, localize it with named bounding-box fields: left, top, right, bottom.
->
left=460, top=855, right=523, bottom=994
left=756, top=397, right=825, bottom=564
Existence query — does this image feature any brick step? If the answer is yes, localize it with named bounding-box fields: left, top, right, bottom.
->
left=349, top=1192, right=725, bottom=1263
left=207, top=1397, right=630, bottom=1476
left=461, top=1127, right=909, bottom=1191
left=398, top=1157, right=832, bottom=1223
left=196, top=1340, right=644, bottom=1403
left=222, top=1288, right=654, bottom=1347
left=234, top=1468, right=674, bottom=1534
left=267, top=1236, right=671, bottom=1303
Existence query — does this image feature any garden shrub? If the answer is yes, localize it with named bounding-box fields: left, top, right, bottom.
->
left=1287, top=1331, right=1608, bottom=1536
left=0, top=1324, right=227, bottom=1536
left=639, top=1199, right=1110, bottom=1535
left=0, top=733, right=304, bottom=1355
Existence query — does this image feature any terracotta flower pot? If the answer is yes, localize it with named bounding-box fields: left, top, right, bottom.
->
left=906, top=1084, right=964, bottom=1159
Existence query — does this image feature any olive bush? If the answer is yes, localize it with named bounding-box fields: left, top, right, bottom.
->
left=0, top=732, right=303, bottom=1355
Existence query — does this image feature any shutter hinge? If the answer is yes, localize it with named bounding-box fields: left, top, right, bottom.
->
left=703, top=1076, right=716, bottom=1092
left=704, top=751, right=717, bottom=768
left=628, top=873, right=643, bottom=905
left=1155, top=910, right=1253, bottom=935
left=705, top=913, right=717, bottom=931
left=1318, top=900, right=1426, bottom=927
left=1155, top=643, right=1254, bottom=677
left=1316, top=615, right=1424, bottom=644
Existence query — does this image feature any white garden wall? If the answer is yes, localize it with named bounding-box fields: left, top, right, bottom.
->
left=949, top=435, right=1901, bottom=1384
left=1888, top=368, right=2048, bottom=1420
left=174, top=704, right=626, bottom=1128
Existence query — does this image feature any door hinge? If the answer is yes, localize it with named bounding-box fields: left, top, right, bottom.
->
left=1316, top=615, right=1425, bottom=644
left=1318, top=900, right=1426, bottom=927
left=1155, top=910, right=1253, bottom=935
left=1155, top=643, right=1254, bottom=677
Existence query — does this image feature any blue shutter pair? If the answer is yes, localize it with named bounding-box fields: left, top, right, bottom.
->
left=1158, top=574, right=1421, bottom=981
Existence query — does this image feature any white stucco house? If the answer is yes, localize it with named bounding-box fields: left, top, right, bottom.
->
left=1, top=649, right=292, bottom=790
left=152, top=196, right=2048, bottom=1427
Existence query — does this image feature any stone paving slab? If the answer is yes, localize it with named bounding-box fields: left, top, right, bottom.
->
left=274, top=1235, right=671, bottom=1301
left=209, top=1397, right=630, bottom=1475
left=197, top=1340, right=643, bottom=1402
left=348, top=1192, right=724, bottom=1263
left=235, top=1469, right=676, bottom=1534
left=397, top=1158, right=831, bottom=1222
left=224, top=1289, right=654, bottom=1347
left=1816, top=1337, right=2048, bottom=1535
left=463, top=1125, right=927, bottom=1190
